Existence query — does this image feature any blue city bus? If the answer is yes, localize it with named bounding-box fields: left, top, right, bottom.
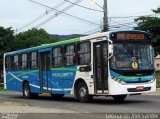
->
left=3, top=30, right=156, bottom=102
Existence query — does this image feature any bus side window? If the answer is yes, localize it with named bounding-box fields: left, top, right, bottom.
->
left=78, top=42, right=91, bottom=65
left=64, top=44, right=76, bottom=66
left=77, top=44, right=80, bottom=64
left=19, top=54, right=22, bottom=70
left=53, top=47, right=62, bottom=67
left=5, top=56, right=11, bottom=71
left=72, top=52, right=77, bottom=64
left=10, top=56, right=14, bottom=70
left=13, top=55, right=19, bottom=70
left=31, top=52, right=38, bottom=69
left=21, top=53, right=28, bottom=70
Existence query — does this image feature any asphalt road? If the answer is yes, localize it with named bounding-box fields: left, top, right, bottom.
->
left=0, top=91, right=160, bottom=119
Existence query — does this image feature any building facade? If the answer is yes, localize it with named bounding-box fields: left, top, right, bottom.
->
left=155, top=55, right=160, bottom=71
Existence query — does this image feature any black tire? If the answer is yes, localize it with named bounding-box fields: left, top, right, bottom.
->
left=51, top=94, right=64, bottom=100
left=76, top=81, right=92, bottom=103
left=23, top=82, right=38, bottom=99
left=23, top=82, right=31, bottom=98
left=112, top=95, right=127, bottom=102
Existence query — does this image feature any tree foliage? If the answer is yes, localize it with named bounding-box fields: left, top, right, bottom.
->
left=12, top=28, right=59, bottom=50
left=0, top=27, right=14, bottom=59
left=0, top=27, right=60, bottom=60
left=134, top=7, right=160, bottom=55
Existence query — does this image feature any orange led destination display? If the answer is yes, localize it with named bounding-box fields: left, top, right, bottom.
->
left=117, top=33, right=145, bottom=40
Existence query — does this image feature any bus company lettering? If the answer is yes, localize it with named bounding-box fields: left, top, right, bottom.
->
left=52, top=72, right=74, bottom=78
left=22, top=75, right=28, bottom=79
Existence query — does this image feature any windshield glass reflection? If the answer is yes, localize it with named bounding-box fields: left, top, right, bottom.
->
left=110, top=43, right=154, bottom=70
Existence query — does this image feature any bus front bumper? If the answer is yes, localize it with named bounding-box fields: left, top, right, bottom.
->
left=108, top=78, right=156, bottom=95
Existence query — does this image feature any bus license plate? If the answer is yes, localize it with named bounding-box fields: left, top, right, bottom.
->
left=136, top=86, right=144, bottom=90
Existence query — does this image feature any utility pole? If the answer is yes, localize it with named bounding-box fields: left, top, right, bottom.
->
left=103, top=0, right=108, bottom=32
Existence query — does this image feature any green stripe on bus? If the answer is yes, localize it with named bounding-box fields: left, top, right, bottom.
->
left=33, top=38, right=80, bottom=48
left=118, top=76, right=141, bottom=79
left=7, top=67, right=78, bottom=82
left=117, top=76, right=153, bottom=80
left=7, top=69, right=39, bottom=82
left=51, top=67, right=78, bottom=71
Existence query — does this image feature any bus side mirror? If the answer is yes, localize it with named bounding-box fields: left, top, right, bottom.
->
left=109, top=44, right=113, bottom=54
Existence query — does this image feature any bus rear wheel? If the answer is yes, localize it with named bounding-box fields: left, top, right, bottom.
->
left=23, top=82, right=38, bottom=99
left=76, top=81, right=92, bottom=103
left=112, top=95, right=127, bottom=102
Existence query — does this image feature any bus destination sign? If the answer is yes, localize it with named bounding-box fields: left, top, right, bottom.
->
left=117, top=33, right=145, bottom=40
left=110, top=32, right=150, bottom=41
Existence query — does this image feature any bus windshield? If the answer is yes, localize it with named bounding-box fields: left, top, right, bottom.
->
left=110, top=43, right=154, bottom=70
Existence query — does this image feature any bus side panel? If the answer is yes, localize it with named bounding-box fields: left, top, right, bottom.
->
left=50, top=66, right=77, bottom=94
left=6, top=71, right=23, bottom=92
left=6, top=70, right=41, bottom=93
left=26, top=70, right=41, bottom=93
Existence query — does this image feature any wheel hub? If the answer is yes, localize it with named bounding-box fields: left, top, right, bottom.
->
left=24, top=86, right=29, bottom=96
left=79, top=87, right=87, bottom=97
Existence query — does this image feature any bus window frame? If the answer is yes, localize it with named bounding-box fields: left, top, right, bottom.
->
left=5, top=56, right=11, bottom=71
left=30, top=51, right=38, bottom=70
left=52, top=46, right=63, bottom=68
left=13, top=54, right=20, bottom=71
left=64, top=44, right=77, bottom=67
left=21, top=53, right=28, bottom=70
left=77, top=41, right=91, bottom=66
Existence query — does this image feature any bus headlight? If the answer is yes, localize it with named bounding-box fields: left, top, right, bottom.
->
left=112, top=76, right=126, bottom=85
left=149, top=78, right=156, bottom=83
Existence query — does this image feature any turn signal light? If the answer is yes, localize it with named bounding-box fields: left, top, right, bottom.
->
left=79, top=66, right=91, bottom=72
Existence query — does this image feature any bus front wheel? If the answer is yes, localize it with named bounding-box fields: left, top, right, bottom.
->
left=76, top=81, right=92, bottom=103
left=112, top=95, right=127, bottom=102
left=23, top=82, right=38, bottom=98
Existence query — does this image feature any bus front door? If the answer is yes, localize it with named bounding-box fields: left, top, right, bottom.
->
left=40, top=51, right=51, bottom=92
left=94, top=41, right=108, bottom=93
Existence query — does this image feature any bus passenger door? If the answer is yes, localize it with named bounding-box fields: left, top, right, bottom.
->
left=40, top=51, right=51, bottom=92
left=93, top=41, right=108, bottom=94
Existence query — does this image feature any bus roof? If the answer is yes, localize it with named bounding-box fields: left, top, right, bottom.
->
left=5, top=37, right=80, bottom=56
left=4, top=30, right=149, bottom=56
left=4, top=32, right=108, bottom=56
left=108, top=29, right=150, bottom=35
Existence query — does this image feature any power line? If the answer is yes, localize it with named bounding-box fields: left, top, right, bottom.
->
left=64, top=0, right=103, bottom=12
left=109, top=20, right=135, bottom=29
left=110, top=20, right=136, bottom=26
left=29, top=0, right=99, bottom=28
left=107, top=13, right=160, bottom=30
left=95, top=2, right=103, bottom=9
left=16, top=0, right=67, bottom=32
left=35, top=0, right=84, bottom=28
left=109, top=13, right=160, bottom=19
left=82, top=26, right=101, bottom=35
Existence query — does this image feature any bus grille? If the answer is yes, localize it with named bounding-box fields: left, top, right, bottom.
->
left=127, top=87, right=151, bottom=92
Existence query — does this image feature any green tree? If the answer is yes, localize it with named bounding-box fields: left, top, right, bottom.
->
left=0, top=27, right=14, bottom=59
left=134, top=7, right=160, bottom=55
left=0, top=27, right=14, bottom=71
left=12, top=28, right=59, bottom=50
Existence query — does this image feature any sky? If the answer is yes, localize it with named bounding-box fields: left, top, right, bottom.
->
left=0, top=0, right=160, bottom=35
